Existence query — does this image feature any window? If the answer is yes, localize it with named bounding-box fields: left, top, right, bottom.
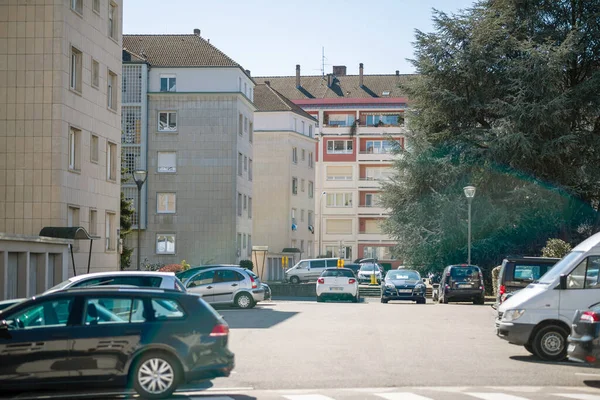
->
left=291, top=240, right=297, bottom=249
left=302, top=149, right=306, bottom=161
left=308, top=152, right=314, bottom=168
left=365, top=193, right=381, bottom=207
left=327, top=165, right=353, bottom=181
left=249, top=122, right=253, bottom=142
left=90, top=134, right=99, bottom=163
left=292, top=147, right=298, bottom=163
left=243, top=233, right=247, bottom=249
left=68, top=127, right=80, bottom=171
left=237, top=233, right=242, bottom=254
left=108, top=2, right=118, bottom=40
left=4, top=298, right=73, bottom=330
left=188, top=270, right=215, bottom=287
left=239, top=77, right=242, bottom=91
left=292, top=177, right=298, bottom=195
left=365, top=167, right=394, bottom=181
left=248, top=197, right=252, bottom=218
left=308, top=211, right=313, bottom=226
left=156, top=234, right=175, bottom=254
left=238, top=152, right=243, bottom=176
left=364, top=114, right=403, bottom=127
left=325, top=246, right=353, bottom=260
left=566, top=256, right=600, bottom=289
left=216, top=270, right=244, bottom=283
left=238, top=193, right=242, bottom=216
left=157, top=193, right=176, bottom=214
left=327, top=193, right=353, bottom=207
left=244, top=82, right=248, bottom=97
left=244, top=156, right=248, bottom=171
left=326, top=219, right=353, bottom=234
left=67, top=206, right=80, bottom=227
left=107, top=70, right=117, bottom=110
left=151, top=299, right=185, bottom=320
left=85, top=298, right=136, bottom=325
left=301, top=240, right=304, bottom=252
left=365, top=140, right=398, bottom=154
left=105, top=212, right=115, bottom=251
left=309, top=125, right=313, bottom=137
left=327, top=140, right=353, bottom=154
left=75, top=276, right=162, bottom=289
left=243, top=194, right=247, bottom=210
left=239, top=113, right=243, bottom=136
left=308, top=181, right=314, bottom=198
left=91, top=59, right=100, bottom=88
left=301, top=209, right=305, bottom=222
left=301, top=179, right=305, bottom=192
left=302, top=121, right=305, bottom=134
left=326, top=113, right=355, bottom=127
left=157, top=151, right=176, bottom=173
left=70, top=47, right=82, bottom=92
left=294, top=118, right=297, bottom=132
left=92, top=0, right=100, bottom=13
left=89, top=209, right=97, bottom=235
left=160, top=76, right=176, bottom=92
left=249, top=159, right=253, bottom=181
left=158, top=111, right=177, bottom=132
left=71, top=0, right=83, bottom=15
left=308, top=241, right=313, bottom=257
left=363, top=246, right=392, bottom=260
left=244, top=116, right=248, bottom=132
left=248, top=235, right=252, bottom=256
left=107, top=142, right=117, bottom=181
left=291, top=209, right=296, bottom=225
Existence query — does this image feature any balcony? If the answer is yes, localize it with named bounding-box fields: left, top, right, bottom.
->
left=325, top=176, right=355, bottom=189
left=320, top=125, right=407, bottom=136
left=357, top=177, right=383, bottom=188
left=357, top=150, right=396, bottom=162
left=357, top=231, right=389, bottom=241
left=357, top=204, right=387, bottom=215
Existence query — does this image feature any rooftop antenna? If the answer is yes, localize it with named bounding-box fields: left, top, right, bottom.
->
left=321, top=46, right=325, bottom=77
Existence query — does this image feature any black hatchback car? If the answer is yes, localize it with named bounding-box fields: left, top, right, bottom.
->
left=438, top=264, right=485, bottom=304
left=0, top=288, right=234, bottom=399
left=568, top=302, right=600, bottom=366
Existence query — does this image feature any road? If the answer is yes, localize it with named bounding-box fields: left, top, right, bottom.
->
left=4, top=298, right=600, bottom=400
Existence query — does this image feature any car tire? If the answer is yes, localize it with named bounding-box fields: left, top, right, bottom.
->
left=317, top=295, right=324, bottom=302
left=352, top=294, right=359, bottom=303
left=235, top=292, right=255, bottom=309
left=381, top=297, right=388, bottom=304
left=532, top=325, right=568, bottom=361
left=289, top=276, right=300, bottom=285
left=524, top=343, right=535, bottom=355
left=473, top=296, right=485, bottom=305
left=132, top=352, right=180, bottom=399
left=442, top=295, right=449, bottom=304
left=417, top=298, right=426, bottom=304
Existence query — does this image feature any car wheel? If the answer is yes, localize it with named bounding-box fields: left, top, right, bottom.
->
left=524, top=343, right=535, bottom=355
left=381, top=297, right=388, bottom=304
left=473, top=296, right=485, bottom=305
left=289, top=276, right=300, bottom=284
left=317, top=295, right=324, bottom=302
left=352, top=294, right=359, bottom=303
left=132, top=352, right=180, bottom=399
left=417, top=298, right=426, bottom=304
left=235, top=293, right=255, bottom=309
left=442, top=295, right=449, bottom=304
left=532, top=325, right=568, bottom=361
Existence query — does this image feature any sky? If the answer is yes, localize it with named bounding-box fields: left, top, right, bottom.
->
left=123, top=0, right=477, bottom=77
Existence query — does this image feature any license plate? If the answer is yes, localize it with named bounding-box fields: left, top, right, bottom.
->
left=459, top=284, right=471, bottom=288
left=398, top=289, right=412, bottom=293
left=330, top=287, right=343, bottom=291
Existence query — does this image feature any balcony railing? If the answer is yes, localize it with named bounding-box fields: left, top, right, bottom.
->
left=327, top=176, right=353, bottom=181
left=358, top=150, right=394, bottom=155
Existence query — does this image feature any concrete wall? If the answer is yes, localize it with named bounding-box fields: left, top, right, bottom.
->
left=0, top=0, right=123, bottom=275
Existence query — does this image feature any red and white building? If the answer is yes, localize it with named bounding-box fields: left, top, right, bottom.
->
left=255, top=64, right=411, bottom=267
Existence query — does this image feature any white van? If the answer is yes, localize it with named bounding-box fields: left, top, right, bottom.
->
left=496, top=232, right=600, bottom=361
left=285, top=258, right=339, bottom=284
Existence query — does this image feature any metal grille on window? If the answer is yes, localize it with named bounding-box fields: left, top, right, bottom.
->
left=122, top=186, right=139, bottom=226
left=122, top=65, right=142, bottom=104
left=122, top=106, right=142, bottom=144
left=121, top=146, right=141, bottom=179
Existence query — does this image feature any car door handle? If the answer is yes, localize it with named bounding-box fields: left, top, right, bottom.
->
left=231, top=283, right=238, bottom=287
left=207, top=286, right=213, bottom=289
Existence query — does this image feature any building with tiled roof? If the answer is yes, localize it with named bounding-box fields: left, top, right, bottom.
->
left=255, top=64, right=410, bottom=267
left=121, top=30, right=256, bottom=268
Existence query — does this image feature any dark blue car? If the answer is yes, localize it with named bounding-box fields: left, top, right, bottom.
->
left=381, top=269, right=427, bottom=304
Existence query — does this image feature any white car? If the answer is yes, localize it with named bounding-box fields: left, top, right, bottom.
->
left=357, top=263, right=384, bottom=284
left=316, top=268, right=360, bottom=303
left=45, top=271, right=186, bottom=294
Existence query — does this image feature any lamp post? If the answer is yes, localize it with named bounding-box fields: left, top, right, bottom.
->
left=132, top=170, right=147, bottom=271
left=318, top=191, right=326, bottom=257
left=463, top=185, right=476, bottom=265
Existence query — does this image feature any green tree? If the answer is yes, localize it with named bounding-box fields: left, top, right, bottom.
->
left=541, top=239, right=572, bottom=258
left=120, top=191, right=134, bottom=270
left=382, top=0, right=600, bottom=274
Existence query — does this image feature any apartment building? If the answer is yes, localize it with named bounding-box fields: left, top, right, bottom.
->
left=121, top=30, right=255, bottom=267
left=0, top=1, right=123, bottom=280
left=255, top=64, right=410, bottom=267
left=252, top=83, right=317, bottom=279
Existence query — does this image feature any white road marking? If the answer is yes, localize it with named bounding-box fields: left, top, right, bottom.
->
left=283, top=395, right=336, bottom=400
left=552, top=395, right=600, bottom=400
left=465, top=393, right=533, bottom=400
left=375, top=392, right=434, bottom=400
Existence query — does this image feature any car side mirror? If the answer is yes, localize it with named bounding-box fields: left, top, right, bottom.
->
left=559, top=274, right=567, bottom=290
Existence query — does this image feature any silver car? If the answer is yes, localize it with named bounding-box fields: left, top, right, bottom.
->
left=184, top=266, right=265, bottom=309
left=45, top=271, right=187, bottom=294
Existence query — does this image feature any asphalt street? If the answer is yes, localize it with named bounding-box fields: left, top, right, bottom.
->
left=4, top=298, right=600, bottom=399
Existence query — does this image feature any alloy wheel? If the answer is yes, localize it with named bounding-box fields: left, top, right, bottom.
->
left=137, top=358, right=174, bottom=395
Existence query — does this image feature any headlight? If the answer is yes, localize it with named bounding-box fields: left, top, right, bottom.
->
left=385, top=283, right=395, bottom=289
left=414, top=285, right=424, bottom=291
left=502, top=309, right=525, bottom=322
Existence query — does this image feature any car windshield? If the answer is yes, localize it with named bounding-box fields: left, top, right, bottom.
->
left=537, top=251, right=583, bottom=284
left=387, top=271, right=420, bottom=281
left=360, top=264, right=378, bottom=271
left=322, top=269, right=354, bottom=277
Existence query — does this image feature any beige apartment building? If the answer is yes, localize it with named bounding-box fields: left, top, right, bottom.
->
left=255, top=64, right=411, bottom=268
left=252, top=83, right=317, bottom=280
left=0, top=0, right=123, bottom=288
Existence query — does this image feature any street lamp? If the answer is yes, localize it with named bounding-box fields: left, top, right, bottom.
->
left=132, top=170, right=147, bottom=271
left=318, top=191, right=326, bottom=257
left=463, top=185, right=476, bottom=265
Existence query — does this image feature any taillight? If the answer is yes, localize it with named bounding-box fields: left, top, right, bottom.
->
left=317, top=278, right=325, bottom=284
left=210, top=323, right=229, bottom=337
left=499, top=285, right=506, bottom=295
left=349, top=278, right=356, bottom=284
left=580, top=311, right=600, bottom=323
left=249, top=275, right=257, bottom=289
left=586, top=355, right=597, bottom=363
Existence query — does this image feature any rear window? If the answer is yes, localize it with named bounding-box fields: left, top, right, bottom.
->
left=509, top=263, right=553, bottom=283
left=450, top=267, right=481, bottom=281
left=150, top=298, right=185, bottom=320
left=74, top=276, right=163, bottom=288
left=322, top=269, right=354, bottom=278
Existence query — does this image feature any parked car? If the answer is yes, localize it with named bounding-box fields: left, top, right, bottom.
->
left=262, top=282, right=272, bottom=300
left=46, top=271, right=186, bottom=294
left=496, top=232, right=600, bottom=361
left=496, top=256, right=560, bottom=306
left=568, top=302, right=600, bottom=366
left=343, top=263, right=361, bottom=277
left=357, top=262, right=384, bottom=284
left=176, top=264, right=240, bottom=284
left=0, top=287, right=234, bottom=399
left=316, top=268, right=359, bottom=303
left=438, top=264, right=485, bottom=305
left=285, top=258, right=339, bottom=284
left=184, top=266, right=265, bottom=309
left=381, top=269, right=427, bottom=304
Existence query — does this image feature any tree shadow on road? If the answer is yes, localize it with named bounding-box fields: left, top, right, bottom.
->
left=583, top=381, right=600, bottom=389
left=217, top=307, right=299, bottom=329
left=510, top=355, right=595, bottom=367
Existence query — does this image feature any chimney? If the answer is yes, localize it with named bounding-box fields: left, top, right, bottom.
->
left=327, top=73, right=333, bottom=87
left=332, top=65, right=347, bottom=76
left=193, top=28, right=201, bottom=36
left=396, top=70, right=400, bottom=76
left=265, top=80, right=270, bottom=86
left=359, top=63, right=364, bottom=87
left=296, top=64, right=301, bottom=88
left=245, top=69, right=251, bottom=77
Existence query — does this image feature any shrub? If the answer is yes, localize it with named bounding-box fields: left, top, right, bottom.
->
left=541, top=238, right=572, bottom=258
left=181, top=259, right=191, bottom=271
left=159, top=264, right=183, bottom=273
left=240, top=259, right=254, bottom=271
